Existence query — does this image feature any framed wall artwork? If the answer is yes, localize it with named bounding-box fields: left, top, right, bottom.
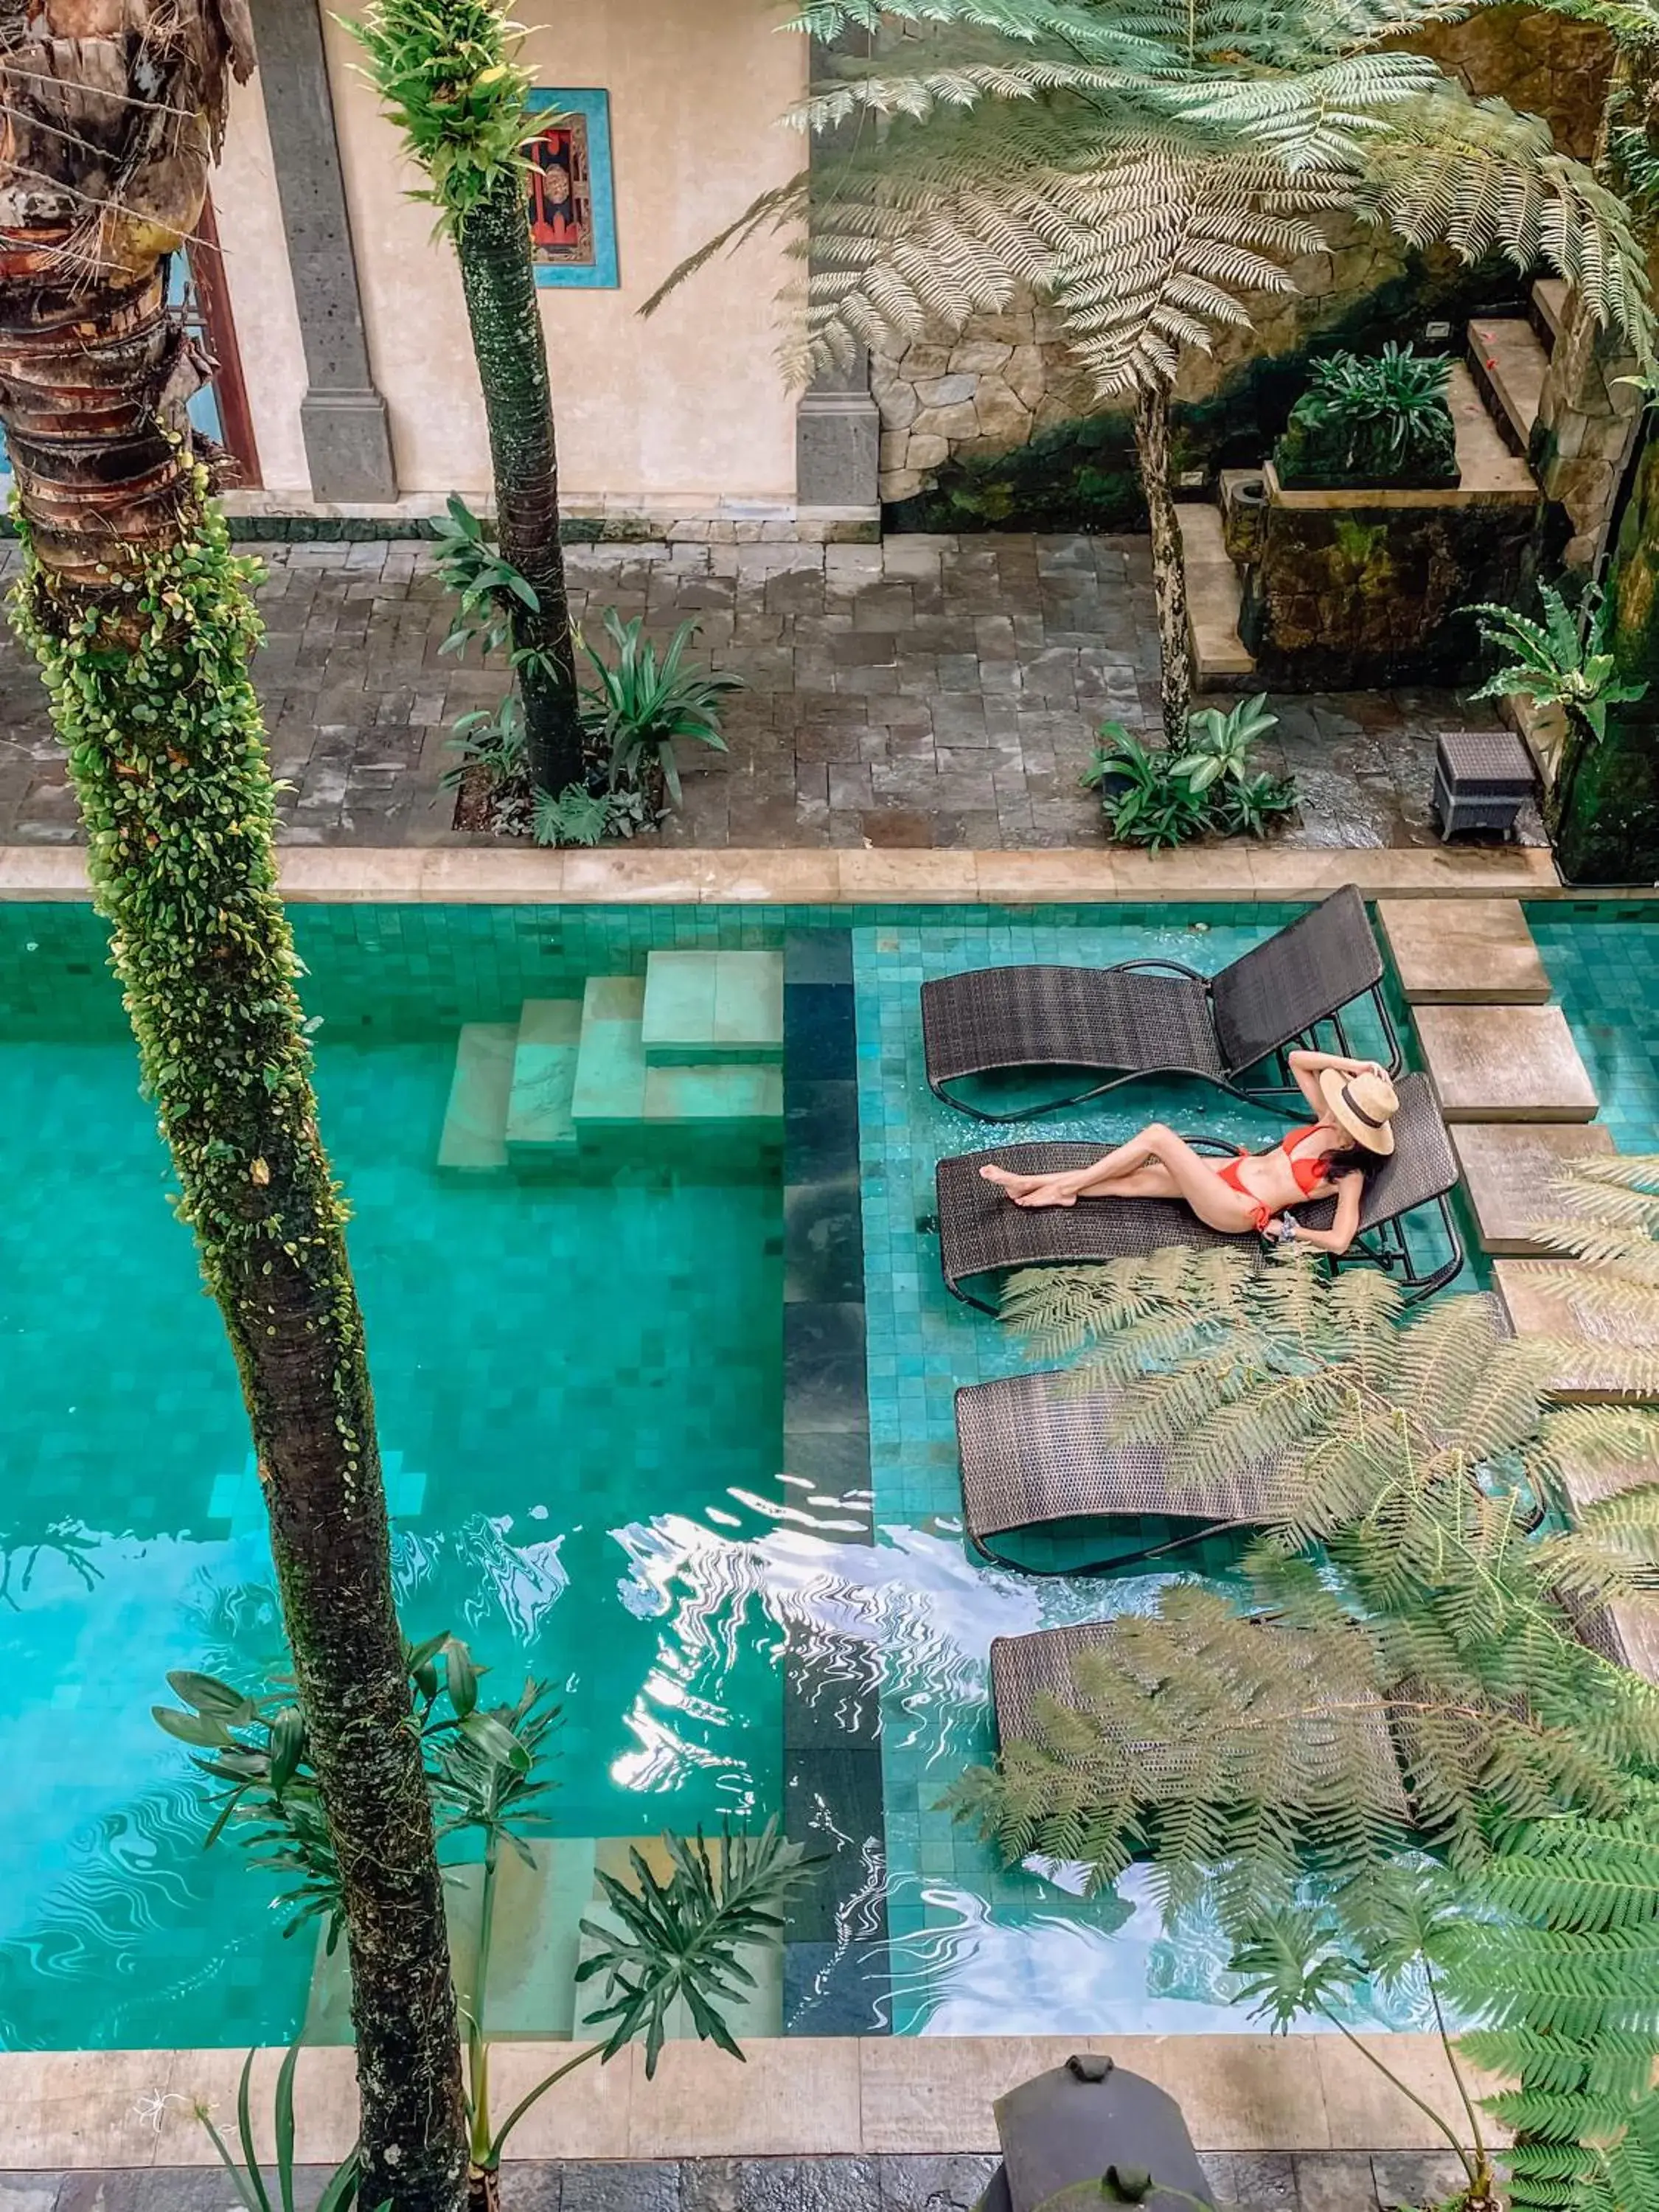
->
left=525, top=89, right=619, bottom=289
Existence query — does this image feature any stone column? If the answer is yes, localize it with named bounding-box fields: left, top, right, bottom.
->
left=795, top=35, right=880, bottom=518
left=254, top=0, right=398, bottom=502
left=1533, top=297, right=1642, bottom=569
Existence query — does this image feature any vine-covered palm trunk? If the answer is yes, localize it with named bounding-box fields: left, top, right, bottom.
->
left=0, top=7, right=468, bottom=2206
left=456, top=170, right=585, bottom=795
left=1133, top=380, right=1194, bottom=745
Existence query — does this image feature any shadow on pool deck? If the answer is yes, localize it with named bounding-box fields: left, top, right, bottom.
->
left=0, top=537, right=1543, bottom=857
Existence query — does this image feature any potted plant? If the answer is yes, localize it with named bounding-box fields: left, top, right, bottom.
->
left=1467, top=580, right=1647, bottom=860
left=1273, top=344, right=1460, bottom=491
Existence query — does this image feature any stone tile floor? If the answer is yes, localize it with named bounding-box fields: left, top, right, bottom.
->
left=0, top=536, right=1538, bottom=854
left=0, top=2151, right=1470, bottom=2211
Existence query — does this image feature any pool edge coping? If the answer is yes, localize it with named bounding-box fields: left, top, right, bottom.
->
left=0, top=844, right=1579, bottom=905
left=0, top=2033, right=1502, bottom=2167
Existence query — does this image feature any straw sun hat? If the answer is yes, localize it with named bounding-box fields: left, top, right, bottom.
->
left=1318, top=1065, right=1399, bottom=1155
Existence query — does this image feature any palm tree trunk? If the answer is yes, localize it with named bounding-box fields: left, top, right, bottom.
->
left=1133, top=380, right=1194, bottom=747
left=454, top=168, right=585, bottom=796
left=0, top=13, right=468, bottom=2205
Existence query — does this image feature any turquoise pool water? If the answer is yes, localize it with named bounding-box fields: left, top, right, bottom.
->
left=0, top=903, right=784, bottom=2050
left=1, top=893, right=1583, bottom=2053
left=1531, top=902, right=1659, bottom=1150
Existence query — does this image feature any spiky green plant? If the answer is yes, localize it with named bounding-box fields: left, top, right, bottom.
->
left=652, top=0, right=1655, bottom=742
left=1469, top=583, right=1648, bottom=830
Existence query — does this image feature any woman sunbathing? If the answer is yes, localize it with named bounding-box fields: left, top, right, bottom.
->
left=978, top=1048, right=1399, bottom=1256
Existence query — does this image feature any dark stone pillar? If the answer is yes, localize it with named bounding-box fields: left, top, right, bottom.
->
left=254, top=0, right=398, bottom=501
left=795, top=35, right=880, bottom=515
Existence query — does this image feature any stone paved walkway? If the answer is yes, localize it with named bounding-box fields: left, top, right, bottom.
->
left=0, top=537, right=1530, bottom=853
left=0, top=2148, right=1470, bottom=2211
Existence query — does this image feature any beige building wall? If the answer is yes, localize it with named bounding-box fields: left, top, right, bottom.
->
left=215, top=0, right=805, bottom=510
left=215, top=74, right=313, bottom=499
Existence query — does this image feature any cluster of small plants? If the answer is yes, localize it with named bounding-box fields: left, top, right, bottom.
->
left=1082, top=695, right=1298, bottom=849
left=1273, top=344, right=1458, bottom=490
left=431, top=494, right=743, bottom=846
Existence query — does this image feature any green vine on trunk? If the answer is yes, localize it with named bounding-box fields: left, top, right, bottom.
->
left=9, top=481, right=360, bottom=1419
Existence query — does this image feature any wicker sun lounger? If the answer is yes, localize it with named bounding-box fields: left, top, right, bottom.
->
left=989, top=1618, right=1411, bottom=1825
left=957, top=1369, right=1295, bottom=1572
left=921, top=884, right=1397, bottom=1121
left=934, top=1069, right=1461, bottom=1312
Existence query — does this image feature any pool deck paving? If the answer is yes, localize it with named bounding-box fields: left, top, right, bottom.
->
left=0, top=2037, right=1493, bottom=2208
left=0, top=2149, right=1475, bottom=2211
left=0, top=535, right=1544, bottom=857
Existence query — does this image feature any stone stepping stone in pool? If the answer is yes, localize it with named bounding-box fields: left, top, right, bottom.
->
left=505, top=997, right=583, bottom=1166
left=574, top=973, right=782, bottom=1129
left=1548, top=1450, right=1659, bottom=1683
left=1493, top=1258, right=1659, bottom=1402
left=1450, top=1121, right=1615, bottom=1254
left=641, top=949, right=785, bottom=1065
left=1416, top=1003, right=1597, bottom=1122
left=1378, top=898, right=1551, bottom=1004
left=438, top=1022, right=518, bottom=1172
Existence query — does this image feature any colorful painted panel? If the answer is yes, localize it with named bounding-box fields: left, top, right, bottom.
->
left=526, top=89, right=618, bottom=289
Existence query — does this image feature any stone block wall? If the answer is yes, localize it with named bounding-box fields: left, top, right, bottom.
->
left=869, top=7, right=1613, bottom=521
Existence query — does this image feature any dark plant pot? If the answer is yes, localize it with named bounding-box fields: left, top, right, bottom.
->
left=1092, top=766, right=1136, bottom=801
left=1272, top=456, right=1462, bottom=492
left=1552, top=706, right=1659, bottom=885
left=1222, top=475, right=1269, bottom=565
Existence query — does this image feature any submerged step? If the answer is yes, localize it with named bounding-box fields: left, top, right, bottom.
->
left=571, top=974, right=649, bottom=1124
left=641, top=950, right=784, bottom=1064
left=643, top=1061, right=784, bottom=1123
left=506, top=997, right=583, bottom=1159
left=437, top=1023, right=518, bottom=1172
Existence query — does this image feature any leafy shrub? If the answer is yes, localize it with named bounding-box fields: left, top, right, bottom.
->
left=1082, top=695, right=1296, bottom=848
left=1273, top=345, right=1458, bottom=490
left=579, top=609, right=744, bottom=806
left=1469, top=580, right=1645, bottom=746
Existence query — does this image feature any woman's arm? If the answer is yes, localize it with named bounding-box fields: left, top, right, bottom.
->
left=1282, top=1170, right=1365, bottom=1256
left=1285, top=1046, right=1387, bottom=1118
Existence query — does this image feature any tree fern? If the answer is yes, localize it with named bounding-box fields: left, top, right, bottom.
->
left=653, top=0, right=1656, bottom=739
left=1447, top=1790, right=1659, bottom=2212
left=953, top=1253, right=1659, bottom=1895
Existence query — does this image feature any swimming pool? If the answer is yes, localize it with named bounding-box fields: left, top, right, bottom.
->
left=0, top=894, right=1613, bottom=2052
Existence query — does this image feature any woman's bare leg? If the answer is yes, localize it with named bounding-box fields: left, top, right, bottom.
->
left=981, top=1123, right=1261, bottom=1234
left=981, top=1124, right=1183, bottom=1204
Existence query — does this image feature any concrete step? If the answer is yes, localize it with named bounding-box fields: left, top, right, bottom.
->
left=1176, top=502, right=1255, bottom=690
left=1532, top=277, right=1570, bottom=349
left=437, top=1022, right=518, bottom=1172
left=642, top=950, right=784, bottom=1065
left=571, top=974, right=785, bottom=1130
left=506, top=998, right=583, bottom=1162
left=1450, top=1121, right=1615, bottom=1255
left=571, top=975, right=650, bottom=1125
left=1416, top=1002, right=1598, bottom=1123
left=644, top=1062, right=783, bottom=1123
left=1494, top=1259, right=1659, bottom=1403
left=1467, top=316, right=1549, bottom=456
left=1377, top=898, right=1551, bottom=1004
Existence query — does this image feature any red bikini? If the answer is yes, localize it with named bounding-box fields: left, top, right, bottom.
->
left=1214, top=1123, right=1338, bottom=1232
